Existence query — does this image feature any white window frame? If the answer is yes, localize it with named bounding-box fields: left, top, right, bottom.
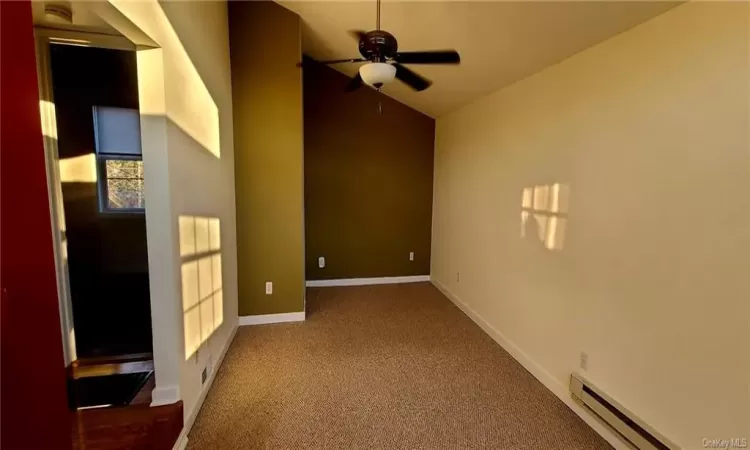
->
left=92, top=106, right=145, bottom=215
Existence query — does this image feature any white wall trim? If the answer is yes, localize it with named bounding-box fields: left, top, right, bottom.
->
left=171, top=323, right=238, bottom=450
left=34, top=29, right=79, bottom=366
left=430, top=279, right=630, bottom=450
left=171, top=433, right=188, bottom=450
left=306, top=275, right=430, bottom=287
left=151, top=385, right=181, bottom=407
left=239, top=311, right=306, bottom=326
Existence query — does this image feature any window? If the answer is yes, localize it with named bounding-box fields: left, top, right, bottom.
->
left=99, top=157, right=145, bottom=210
left=93, top=106, right=144, bottom=213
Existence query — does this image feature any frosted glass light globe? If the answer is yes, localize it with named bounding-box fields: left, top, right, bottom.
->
left=359, top=62, right=396, bottom=88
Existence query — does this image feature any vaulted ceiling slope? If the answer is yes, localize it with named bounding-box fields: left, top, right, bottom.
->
left=281, top=1, right=680, bottom=117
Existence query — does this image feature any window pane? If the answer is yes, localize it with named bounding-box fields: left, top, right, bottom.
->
left=107, top=178, right=145, bottom=209
left=106, top=159, right=143, bottom=179
left=94, top=106, right=142, bottom=156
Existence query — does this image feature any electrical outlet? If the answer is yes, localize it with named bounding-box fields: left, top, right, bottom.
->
left=409, top=252, right=414, bottom=261
left=318, top=256, right=325, bottom=268
left=265, top=281, right=273, bottom=295
left=580, top=352, right=589, bottom=371
left=456, top=272, right=460, bottom=283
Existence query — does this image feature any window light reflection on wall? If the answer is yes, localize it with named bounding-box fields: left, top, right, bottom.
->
left=520, top=183, right=570, bottom=251
left=179, top=215, right=223, bottom=360
left=59, top=154, right=97, bottom=183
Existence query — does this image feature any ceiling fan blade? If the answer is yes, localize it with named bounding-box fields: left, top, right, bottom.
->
left=394, top=50, right=460, bottom=65
left=393, top=63, right=431, bottom=92
left=317, top=58, right=367, bottom=65
left=345, top=73, right=363, bottom=92
left=348, top=29, right=368, bottom=42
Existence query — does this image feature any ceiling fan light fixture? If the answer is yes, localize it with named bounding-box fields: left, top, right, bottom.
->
left=359, top=62, right=396, bottom=88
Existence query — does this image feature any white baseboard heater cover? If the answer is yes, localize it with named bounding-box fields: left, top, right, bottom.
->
left=569, top=373, right=680, bottom=450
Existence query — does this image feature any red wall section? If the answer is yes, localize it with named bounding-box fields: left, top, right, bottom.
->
left=0, top=1, right=73, bottom=449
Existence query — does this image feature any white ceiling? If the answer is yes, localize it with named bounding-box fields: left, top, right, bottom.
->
left=281, top=1, right=680, bottom=117
left=32, top=1, right=119, bottom=34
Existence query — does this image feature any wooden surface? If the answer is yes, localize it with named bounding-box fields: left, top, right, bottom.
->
left=74, top=353, right=153, bottom=367
left=68, top=368, right=179, bottom=449
left=130, top=374, right=156, bottom=406
left=71, top=401, right=183, bottom=450
left=71, top=354, right=154, bottom=379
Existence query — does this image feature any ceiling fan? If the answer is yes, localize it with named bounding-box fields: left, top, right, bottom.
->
left=315, top=0, right=461, bottom=92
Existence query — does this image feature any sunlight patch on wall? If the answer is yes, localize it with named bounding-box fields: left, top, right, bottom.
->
left=59, top=154, right=97, bottom=183
left=179, top=215, right=223, bottom=360
left=125, top=2, right=220, bottom=158
left=39, top=100, right=58, bottom=140
left=168, top=53, right=220, bottom=159
left=520, top=183, right=569, bottom=251
left=61, top=232, right=68, bottom=262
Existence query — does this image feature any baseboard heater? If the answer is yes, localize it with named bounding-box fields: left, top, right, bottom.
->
left=569, top=373, right=679, bottom=450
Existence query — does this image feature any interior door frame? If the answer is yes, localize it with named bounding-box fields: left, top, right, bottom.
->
left=34, top=27, right=137, bottom=366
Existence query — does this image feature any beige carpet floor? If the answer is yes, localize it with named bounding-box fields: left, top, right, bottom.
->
left=187, top=283, right=612, bottom=449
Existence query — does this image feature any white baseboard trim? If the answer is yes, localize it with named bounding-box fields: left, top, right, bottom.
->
left=172, top=433, right=188, bottom=450
left=171, top=323, right=238, bottom=450
left=239, top=311, right=305, bottom=326
left=151, top=384, right=180, bottom=407
left=306, top=275, right=430, bottom=287
left=430, top=279, right=629, bottom=450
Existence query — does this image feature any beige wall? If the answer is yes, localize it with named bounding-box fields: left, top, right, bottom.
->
left=431, top=3, right=749, bottom=449
left=229, top=1, right=305, bottom=316
left=108, top=0, right=239, bottom=434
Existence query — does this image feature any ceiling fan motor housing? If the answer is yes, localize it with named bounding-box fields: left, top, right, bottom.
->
left=359, top=30, right=398, bottom=62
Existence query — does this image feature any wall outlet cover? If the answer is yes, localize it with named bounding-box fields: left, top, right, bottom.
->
left=265, top=281, right=273, bottom=295
left=409, top=252, right=414, bottom=261
left=318, top=256, right=325, bottom=268
left=580, top=352, right=589, bottom=371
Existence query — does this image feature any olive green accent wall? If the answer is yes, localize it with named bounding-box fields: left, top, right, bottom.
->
left=229, top=2, right=305, bottom=315
left=303, top=60, right=435, bottom=280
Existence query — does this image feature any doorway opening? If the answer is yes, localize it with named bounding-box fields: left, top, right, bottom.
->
left=51, top=44, right=151, bottom=360
left=36, top=24, right=155, bottom=410
left=33, top=3, right=185, bottom=447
